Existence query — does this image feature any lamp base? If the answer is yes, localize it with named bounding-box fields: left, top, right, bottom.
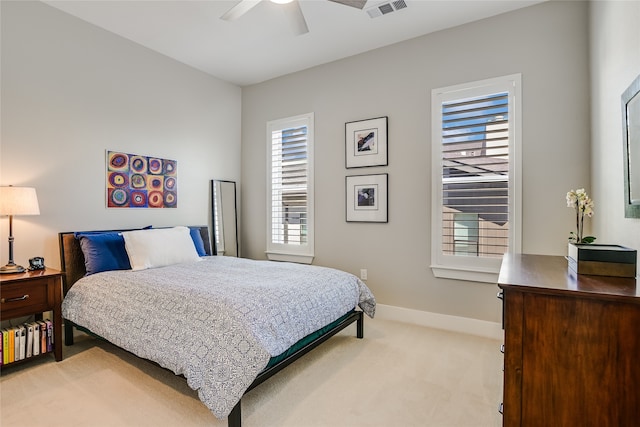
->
left=0, top=263, right=26, bottom=274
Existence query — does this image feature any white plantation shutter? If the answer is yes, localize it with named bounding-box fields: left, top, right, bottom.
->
left=441, top=92, right=510, bottom=257
left=267, top=113, right=314, bottom=263
left=431, top=75, right=521, bottom=283
left=271, top=125, right=308, bottom=245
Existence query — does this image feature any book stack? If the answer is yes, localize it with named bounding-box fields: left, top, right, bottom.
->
left=0, top=320, right=54, bottom=366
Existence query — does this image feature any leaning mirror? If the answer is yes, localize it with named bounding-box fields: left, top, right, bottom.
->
left=211, top=180, right=239, bottom=256
left=622, top=74, right=640, bottom=218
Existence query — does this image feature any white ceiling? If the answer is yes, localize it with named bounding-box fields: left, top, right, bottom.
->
left=44, top=0, right=543, bottom=86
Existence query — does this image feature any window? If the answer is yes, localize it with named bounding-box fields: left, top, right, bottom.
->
left=431, top=75, right=521, bottom=283
left=266, top=113, right=314, bottom=264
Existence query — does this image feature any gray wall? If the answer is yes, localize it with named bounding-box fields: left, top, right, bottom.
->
left=241, top=1, right=591, bottom=323
left=0, top=1, right=242, bottom=268
left=589, top=1, right=640, bottom=252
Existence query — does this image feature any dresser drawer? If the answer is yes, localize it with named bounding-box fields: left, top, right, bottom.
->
left=1, top=279, right=49, bottom=316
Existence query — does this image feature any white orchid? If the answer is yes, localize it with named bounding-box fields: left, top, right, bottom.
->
left=567, top=188, right=596, bottom=244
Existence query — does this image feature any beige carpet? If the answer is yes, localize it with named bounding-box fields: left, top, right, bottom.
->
left=1, top=318, right=502, bottom=427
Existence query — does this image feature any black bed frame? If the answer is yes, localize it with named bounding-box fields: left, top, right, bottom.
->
left=59, top=226, right=364, bottom=427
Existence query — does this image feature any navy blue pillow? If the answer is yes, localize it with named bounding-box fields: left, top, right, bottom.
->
left=75, top=232, right=132, bottom=276
left=189, top=227, right=207, bottom=257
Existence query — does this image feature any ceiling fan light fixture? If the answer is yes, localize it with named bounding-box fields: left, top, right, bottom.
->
left=224, top=0, right=363, bottom=36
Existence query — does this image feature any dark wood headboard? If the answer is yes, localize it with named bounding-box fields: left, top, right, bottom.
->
left=58, top=226, right=211, bottom=295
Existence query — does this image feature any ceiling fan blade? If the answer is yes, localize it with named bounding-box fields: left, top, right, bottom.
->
left=327, top=0, right=368, bottom=9
left=283, top=0, right=309, bottom=36
left=221, top=0, right=262, bottom=21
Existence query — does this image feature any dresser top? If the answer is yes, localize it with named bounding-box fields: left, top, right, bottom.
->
left=498, top=253, right=640, bottom=300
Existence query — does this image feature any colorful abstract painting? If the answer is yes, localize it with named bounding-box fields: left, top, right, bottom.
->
left=106, top=151, right=177, bottom=208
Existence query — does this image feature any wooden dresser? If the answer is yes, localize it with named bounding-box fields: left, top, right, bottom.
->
left=497, top=253, right=640, bottom=426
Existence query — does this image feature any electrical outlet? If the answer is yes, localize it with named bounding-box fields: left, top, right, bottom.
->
left=360, top=269, right=368, bottom=280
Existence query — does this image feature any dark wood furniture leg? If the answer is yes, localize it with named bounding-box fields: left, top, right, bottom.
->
left=65, top=321, right=74, bottom=346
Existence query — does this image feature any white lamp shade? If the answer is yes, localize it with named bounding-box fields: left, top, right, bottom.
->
left=0, top=186, right=40, bottom=216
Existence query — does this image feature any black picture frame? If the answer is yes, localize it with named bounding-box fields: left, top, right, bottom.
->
left=346, top=173, right=388, bottom=222
left=345, top=116, right=388, bottom=168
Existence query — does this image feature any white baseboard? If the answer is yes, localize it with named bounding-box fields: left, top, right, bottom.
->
left=374, top=303, right=503, bottom=340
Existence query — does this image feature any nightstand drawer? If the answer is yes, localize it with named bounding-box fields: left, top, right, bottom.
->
left=1, top=279, right=49, bottom=314
left=0, top=269, right=63, bottom=363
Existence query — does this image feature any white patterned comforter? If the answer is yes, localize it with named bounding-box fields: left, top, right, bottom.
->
left=61, top=256, right=376, bottom=418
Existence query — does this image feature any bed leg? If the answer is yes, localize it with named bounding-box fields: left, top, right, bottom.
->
left=228, top=400, right=241, bottom=427
left=356, top=311, right=364, bottom=339
left=64, top=321, right=74, bottom=346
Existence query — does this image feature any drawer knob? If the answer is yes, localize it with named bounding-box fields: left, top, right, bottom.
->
left=1, top=294, right=29, bottom=303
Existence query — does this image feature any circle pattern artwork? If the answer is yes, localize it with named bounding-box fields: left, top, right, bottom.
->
left=148, top=191, right=164, bottom=208
left=130, top=156, right=147, bottom=173
left=109, top=152, right=129, bottom=171
left=164, top=191, right=177, bottom=207
left=130, top=174, right=146, bottom=189
left=163, top=160, right=177, bottom=175
left=106, top=151, right=177, bottom=208
left=108, top=172, right=129, bottom=188
left=164, top=177, right=176, bottom=191
left=109, top=188, right=129, bottom=207
left=130, top=190, right=147, bottom=207
left=149, top=177, right=163, bottom=189
left=149, top=158, right=162, bottom=174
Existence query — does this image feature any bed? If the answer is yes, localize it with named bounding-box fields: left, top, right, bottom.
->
left=59, top=225, right=375, bottom=427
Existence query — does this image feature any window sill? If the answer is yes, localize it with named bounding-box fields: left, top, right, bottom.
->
left=431, top=265, right=499, bottom=284
left=266, top=251, right=314, bottom=265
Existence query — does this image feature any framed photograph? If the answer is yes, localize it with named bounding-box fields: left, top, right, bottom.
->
left=345, top=116, right=388, bottom=168
left=346, top=174, right=388, bottom=223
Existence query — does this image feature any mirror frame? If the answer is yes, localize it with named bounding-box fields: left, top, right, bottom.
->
left=210, top=179, right=239, bottom=256
left=622, top=73, right=640, bottom=218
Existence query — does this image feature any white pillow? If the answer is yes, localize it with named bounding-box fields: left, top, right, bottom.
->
left=121, top=226, right=201, bottom=271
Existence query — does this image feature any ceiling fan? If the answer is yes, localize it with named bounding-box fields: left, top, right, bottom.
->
left=220, top=0, right=368, bottom=36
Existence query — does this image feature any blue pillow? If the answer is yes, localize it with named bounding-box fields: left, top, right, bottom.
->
left=75, top=232, right=132, bottom=275
left=189, top=227, right=207, bottom=257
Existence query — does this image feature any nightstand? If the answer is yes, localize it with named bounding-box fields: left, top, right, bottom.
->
left=1, top=268, right=63, bottom=363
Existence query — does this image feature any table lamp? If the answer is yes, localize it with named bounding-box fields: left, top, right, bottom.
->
left=0, top=186, right=40, bottom=274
